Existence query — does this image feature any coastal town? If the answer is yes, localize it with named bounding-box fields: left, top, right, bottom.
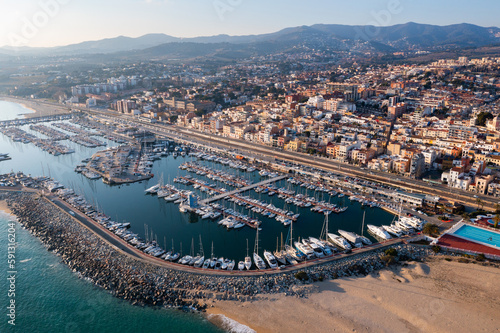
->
left=1, top=51, right=500, bottom=272
left=43, top=55, right=499, bottom=205
left=1, top=12, right=500, bottom=332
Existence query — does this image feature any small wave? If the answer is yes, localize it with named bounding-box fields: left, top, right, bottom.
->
left=20, top=258, right=32, bottom=263
left=207, top=314, right=256, bottom=333
left=0, top=211, right=17, bottom=221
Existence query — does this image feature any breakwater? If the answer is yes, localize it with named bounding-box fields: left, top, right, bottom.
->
left=1, top=189, right=434, bottom=311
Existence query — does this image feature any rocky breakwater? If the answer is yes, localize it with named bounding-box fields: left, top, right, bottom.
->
left=1, top=190, right=434, bottom=311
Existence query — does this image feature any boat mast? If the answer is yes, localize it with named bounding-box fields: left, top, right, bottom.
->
left=361, top=211, right=366, bottom=236
left=326, top=212, right=329, bottom=240
left=211, top=241, right=214, bottom=258
left=199, top=235, right=204, bottom=257
left=254, top=228, right=259, bottom=255
left=246, top=238, right=249, bottom=257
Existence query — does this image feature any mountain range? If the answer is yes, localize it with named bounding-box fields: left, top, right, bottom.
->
left=1, top=22, right=499, bottom=60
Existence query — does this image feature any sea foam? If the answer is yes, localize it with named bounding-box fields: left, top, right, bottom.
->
left=207, top=313, right=256, bottom=333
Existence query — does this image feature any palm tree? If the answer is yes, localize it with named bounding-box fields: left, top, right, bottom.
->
left=494, top=214, right=500, bottom=229
left=476, top=197, right=483, bottom=210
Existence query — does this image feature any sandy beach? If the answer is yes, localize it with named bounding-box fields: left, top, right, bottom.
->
left=0, top=199, right=12, bottom=215
left=0, top=96, right=71, bottom=118
left=207, top=257, right=500, bottom=332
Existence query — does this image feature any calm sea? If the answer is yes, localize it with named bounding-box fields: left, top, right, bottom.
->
left=0, top=213, right=223, bottom=333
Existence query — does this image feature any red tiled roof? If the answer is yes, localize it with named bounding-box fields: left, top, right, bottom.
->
left=437, top=234, right=500, bottom=256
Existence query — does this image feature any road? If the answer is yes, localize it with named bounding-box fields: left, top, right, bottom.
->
left=46, top=192, right=408, bottom=276
left=1, top=186, right=409, bottom=277
left=98, top=112, right=495, bottom=211
left=14, top=98, right=496, bottom=211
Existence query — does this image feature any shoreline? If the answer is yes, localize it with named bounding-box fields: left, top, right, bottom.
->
left=0, top=199, right=12, bottom=215
left=0, top=96, right=71, bottom=119
left=207, top=256, right=500, bottom=332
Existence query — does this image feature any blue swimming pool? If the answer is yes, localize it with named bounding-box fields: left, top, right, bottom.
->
left=453, top=224, right=500, bottom=247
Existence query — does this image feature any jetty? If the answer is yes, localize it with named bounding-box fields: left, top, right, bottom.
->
left=0, top=114, right=72, bottom=127
left=199, top=175, right=287, bottom=204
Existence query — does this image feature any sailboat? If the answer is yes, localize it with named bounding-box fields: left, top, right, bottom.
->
left=253, top=229, right=266, bottom=270
left=209, top=242, right=217, bottom=268
left=194, top=235, right=204, bottom=268
left=273, top=234, right=287, bottom=265
left=244, top=238, right=252, bottom=270
left=168, top=239, right=180, bottom=261
left=359, top=211, right=372, bottom=245
left=284, top=218, right=303, bottom=263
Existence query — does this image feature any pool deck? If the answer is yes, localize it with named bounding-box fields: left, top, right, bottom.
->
left=436, top=221, right=500, bottom=258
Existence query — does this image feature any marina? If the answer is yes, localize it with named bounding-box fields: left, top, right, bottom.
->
left=0, top=111, right=423, bottom=271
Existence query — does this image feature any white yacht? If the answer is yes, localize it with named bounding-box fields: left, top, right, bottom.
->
left=193, top=256, right=204, bottom=268
left=327, top=233, right=352, bottom=250
left=263, top=250, right=279, bottom=268
left=294, top=241, right=314, bottom=258
left=382, top=225, right=403, bottom=237
left=238, top=261, right=245, bottom=270
left=179, top=255, right=192, bottom=265
left=400, top=216, right=424, bottom=230
left=302, top=238, right=325, bottom=257
left=164, top=193, right=180, bottom=202
left=244, top=256, right=252, bottom=270
left=309, top=237, right=333, bottom=256
left=394, top=219, right=413, bottom=233
left=337, top=230, right=364, bottom=248
left=145, top=184, right=160, bottom=194
left=253, top=252, right=267, bottom=270
left=367, top=225, right=392, bottom=240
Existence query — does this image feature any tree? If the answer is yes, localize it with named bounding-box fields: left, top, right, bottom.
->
left=384, top=248, right=398, bottom=257
left=476, top=197, right=483, bottom=210
left=294, top=271, right=309, bottom=281
left=422, top=223, right=439, bottom=236
left=475, top=112, right=493, bottom=127
left=170, top=91, right=182, bottom=98
left=494, top=214, right=500, bottom=228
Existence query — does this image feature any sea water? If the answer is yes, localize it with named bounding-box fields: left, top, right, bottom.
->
left=0, top=213, right=223, bottom=333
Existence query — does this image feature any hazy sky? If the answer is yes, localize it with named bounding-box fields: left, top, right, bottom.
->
left=1, top=0, right=499, bottom=47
